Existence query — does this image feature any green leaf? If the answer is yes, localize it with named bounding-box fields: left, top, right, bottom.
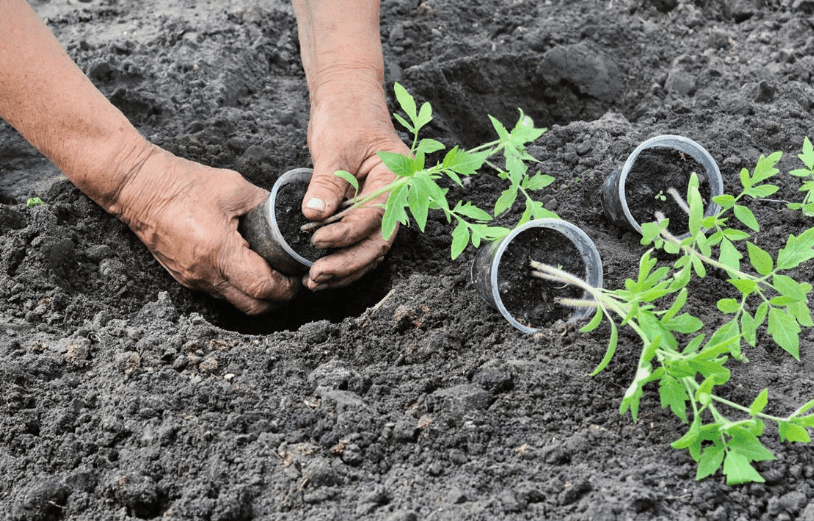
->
left=749, top=389, right=768, bottom=416
left=722, top=228, right=750, bottom=241
left=522, top=172, right=555, bottom=191
left=394, top=82, right=417, bottom=121
left=778, top=421, right=811, bottom=443
left=728, top=278, right=757, bottom=295
left=442, top=146, right=490, bottom=175
left=591, top=321, right=618, bottom=376
left=717, top=298, right=740, bottom=314
left=741, top=311, right=757, bottom=347
left=728, top=427, right=776, bottom=462
left=450, top=220, right=470, bottom=260
left=665, top=313, right=704, bottom=334
left=659, top=375, right=688, bottom=423
left=581, top=307, right=604, bottom=333
left=378, top=151, right=420, bottom=177
left=334, top=170, right=359, bottom=196
left=453, top=201, right=492, bottom=222
left=744, top=184, right=779, bottom=198
left=416, top=101, right=433, bottom=129
left=688, top=175, right=704, bottom=237
left=494, top=188, right=518, bottom=217
left=696, top=444, right=725, bottom=480
left=739, top=167, right=752, bottom=189
left=768, top=307, right=800, bottom=359
left=672, top=418, right=701, bottom=449
left=381, top=184, right=409, bottom=239
left=393, top=113, right=414, bottom=134
left=789, top=300, right=814, bottom=327
left=509, top=109, right=547, bottom=144
left=734, top=205, right=760, bottom=232
left=718, top=238, right=743, bottom=272
left=746, top=242, right=773, bottom=275
left=416, top=138, right=445, bottom=155
left=776, top=229, right=814, bottom=270
left=798, top=137, right=814, bottom=168
left=488, top=114, right=510, bottom=142
left=407, top=178, right=432, bottom=232
left=772, top=274, right=808, bottom=302
left=713, top=194, right=736, bottom=209
left=723, top=451, right=765, bottom=485
left=661, top=288, right=688, bottom=323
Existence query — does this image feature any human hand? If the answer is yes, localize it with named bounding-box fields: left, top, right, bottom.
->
left=301, top=76, right=410, bottom=291
left=113, top=147, right=300, bottom=314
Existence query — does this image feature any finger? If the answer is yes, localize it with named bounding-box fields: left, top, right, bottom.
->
left=219, top=234, right=302, bottom=303
left=306, top=231, right=393, bottom=285
left=217, top=284, right=280, bottom=315
left=304, top=259, right=382, bottom=291
left=310, top=206, right=383, bottom=249
left=302, top=163, right=348, bottom=221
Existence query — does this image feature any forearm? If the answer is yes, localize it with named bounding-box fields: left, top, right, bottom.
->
left=292, top=0, right=384, bottom=98
left=0, top=0, right=151, bottom=214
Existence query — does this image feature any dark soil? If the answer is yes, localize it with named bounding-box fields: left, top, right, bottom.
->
left=3, top=0, right=814, bottom=520
left=275, top=179, right=330, bottom=263
left=625, top=148, right=710, bottom=235
left=497, top=227, right=586, bottom=328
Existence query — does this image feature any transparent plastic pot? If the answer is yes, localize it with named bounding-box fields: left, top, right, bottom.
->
left=238, top=168, right=314, bottom=276
left=471, top=219, right=603, bottom=334
left=600, top=135, right=724, bottom=238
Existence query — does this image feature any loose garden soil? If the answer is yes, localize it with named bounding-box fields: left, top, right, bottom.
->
left=2, top=0, right=814, bottom=519
left=274, top=178, right=330, bottom=264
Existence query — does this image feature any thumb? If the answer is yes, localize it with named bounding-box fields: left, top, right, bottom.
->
left=302, top=163, right=348, bottom=221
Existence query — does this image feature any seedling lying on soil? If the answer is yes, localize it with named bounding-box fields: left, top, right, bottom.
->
left=534, top=143, right=814, bottom=485
left=302, top=83, right=558, bottom=259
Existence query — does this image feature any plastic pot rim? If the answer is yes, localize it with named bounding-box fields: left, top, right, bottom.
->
left=610, top=134, right=723, bottom=238
left=472, top=218, right=604, bottom=334
left=267, top=168, right=315, bottom=270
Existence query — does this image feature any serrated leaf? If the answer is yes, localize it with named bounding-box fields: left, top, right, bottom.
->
left=488, top=114, right=510, bottom=142
left=768, top=307, right=800, bottom=359
left=509, top=109, right=547, bottom=144
left=442, top=146, right=490, bottom=175
left=378, top=151, right=420, bottom=177
left=744, top=184, right=779, bottom=198
left=659, top=375, right=689, bottom=423
left=718, top=238, right=743, bottom=273
left=734, top=205, right=760, bottom=232
left=393, top=113, right=414, bottom=134
left=717, top=298, right=740, bottom=314
left=752, top=151, right=782, bottom=184
left=394, top=82, right=417, bottom=121
left=416, top=138, right=445, bottom=155
left=778, top=421, right=811, bottom=443
left=713, top=194, right=736, bottom=209
left=789, top=300, right=814, bottom=327
left=799, top=137, right=814, bottom=169
left=494, top=188, right=518, bottom=217
left=728, top=427, right=776, bottom=462
left=747, top=242, right=773, bottom=275
left=450, top=220, right=470, bottom=260
left=773, top=274, right=807, bottom=301
left=696, top=444, right=725, bottom=481
left=749, top=389, right=768, bottom=416
left=381, top=184, right=409, bottom=239
left=453, top=201, right=492, bottom=221
left=741, top=311, right=757, bottom=347
left=776, top=229, right=814, bottom=270
left=723, top=451, right=765, bottom=485
left=522, top=172, right=556, bottom=191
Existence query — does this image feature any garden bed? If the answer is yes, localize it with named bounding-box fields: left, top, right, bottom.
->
left=2, top=0, right=814, bottom=519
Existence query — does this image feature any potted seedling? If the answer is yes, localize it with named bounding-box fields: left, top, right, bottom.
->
left=533, top=143, right=814, bottom=484
left=601, top=135, right=724, bottom=238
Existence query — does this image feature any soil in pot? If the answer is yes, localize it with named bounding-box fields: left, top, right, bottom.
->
left=624, top=148, right=711, bottom=235
left=497, top=227, right=586, bottom=328
left=275, top=179, right=332, bottom=262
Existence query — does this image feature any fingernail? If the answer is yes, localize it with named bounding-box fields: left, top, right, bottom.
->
left=306, top=198, right=326, bottom=212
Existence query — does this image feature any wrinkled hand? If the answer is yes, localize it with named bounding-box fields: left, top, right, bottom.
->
left=301, top=76, right=410, bottom=291
left=114, top=147, right=300, bottom=314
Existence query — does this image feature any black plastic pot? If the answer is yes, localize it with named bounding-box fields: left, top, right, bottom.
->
left=600, top=135, right=724, bottom=238
left=239, top=168, right=314, bottom=276
left=471, top=219, right=603, bottom=334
